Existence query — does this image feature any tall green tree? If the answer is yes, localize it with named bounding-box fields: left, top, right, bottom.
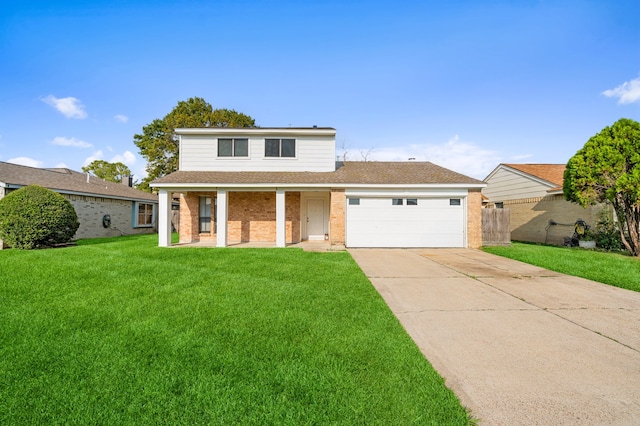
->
left=134, top=97, right=256, bottom=191
left=82, top=160, right=132, bottom=183
left=563, top=118, right=640, bottom=256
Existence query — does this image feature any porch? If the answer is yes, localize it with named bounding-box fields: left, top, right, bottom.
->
left=157, top=188, right=346, bottom=248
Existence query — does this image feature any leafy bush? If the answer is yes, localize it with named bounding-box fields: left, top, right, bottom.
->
left=592, top=210, right=625, bottom=252
left=0, top=185, right=80, bottom=249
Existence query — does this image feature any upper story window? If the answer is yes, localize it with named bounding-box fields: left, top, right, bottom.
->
left=218, top=138, right=248, bottom=157
left=265, top=138, right=295, bottom=158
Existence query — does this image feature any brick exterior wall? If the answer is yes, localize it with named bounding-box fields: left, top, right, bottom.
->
left=0, top=189, right=155, bottom=249
left=505, top=194, right=607, bottom=245
left=467, top=189, right=483, bottom=249
left=180, top=191, right=301, bottom=244
left=286, top=192, right=301, bottom=243
left=329, top=189, right=346, bottom=247
left=179, top=192, right=210, bottom=243
left=64, top=194, right=157, bottom=240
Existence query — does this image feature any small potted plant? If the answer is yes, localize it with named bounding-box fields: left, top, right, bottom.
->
left=578, top=228, right=596, bottom=249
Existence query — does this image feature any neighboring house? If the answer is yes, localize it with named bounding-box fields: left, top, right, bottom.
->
left=0, top=161, right=158, bottom=249
left=151, top=127, right=486, bottom=249
left=483, top=163, right=607, bottom=245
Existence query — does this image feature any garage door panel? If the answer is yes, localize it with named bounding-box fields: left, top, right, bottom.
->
left=346, top=197, right=465, bottom=248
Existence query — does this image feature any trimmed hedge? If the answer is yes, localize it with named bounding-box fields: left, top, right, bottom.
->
left=0, top=185, right=80, bottom=249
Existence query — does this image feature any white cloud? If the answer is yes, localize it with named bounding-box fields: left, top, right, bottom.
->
left=42, top=95, right=88, bottom=119
left=351, top=135, right=500, bottom=179
left=55, top=162, right=69, bottom=168
left=52, top=136, right=92, bottom=148
left=602, top=77, right=640, bottom=104
left=114, top=114, right=129, bottom=123
left=8, top=157, right=44, bottom=168
left=83, top=150, right=104, bottom=167
left=110, top=150, right=136, bottom=167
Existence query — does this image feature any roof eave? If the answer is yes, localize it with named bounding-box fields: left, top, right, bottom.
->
left=151, top=182, right=486, bottom=190
left=2, top=183, right=157, bottom=202
left=175, top=127, right=336, bottom=137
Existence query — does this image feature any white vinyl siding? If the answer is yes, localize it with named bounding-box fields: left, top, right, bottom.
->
left=483, top=167, right=555, bottom=201
left=346, top=197, right=466, bottom=248
left=180, top=134, right=336, bottom=172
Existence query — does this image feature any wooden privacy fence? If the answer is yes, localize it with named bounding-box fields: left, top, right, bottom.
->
left=482, top=208, right=511, bottom=246
left=171, top=210, right=180, bottom=233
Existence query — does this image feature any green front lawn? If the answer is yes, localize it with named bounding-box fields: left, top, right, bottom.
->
left=483, top=242, right=640, bottom=292
left=0, top=234, right=471, bottom=425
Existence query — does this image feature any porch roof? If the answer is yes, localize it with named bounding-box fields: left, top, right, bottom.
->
left=152, top=161, right=485, bottom=188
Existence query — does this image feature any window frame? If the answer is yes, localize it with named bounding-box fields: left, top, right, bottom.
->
left=264, top=138, right=296, bottom=158
left=449, top=198, right=461, bottom=206
left=199, top=196, right=212, bottom=233
left=134, top=202, right=155, bottom=228
left=217, top=138, right=249, bottom=158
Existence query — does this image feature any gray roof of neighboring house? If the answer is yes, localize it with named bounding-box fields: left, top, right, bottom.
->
left=152, top=161, right=485, bottom=186
left=0, top=161, right=158, bottom=202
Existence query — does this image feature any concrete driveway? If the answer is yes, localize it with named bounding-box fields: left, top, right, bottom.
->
left=349, top=248, right=640, bottom=425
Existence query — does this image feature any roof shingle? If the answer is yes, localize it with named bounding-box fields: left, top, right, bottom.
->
left=152, top=161, right=485, bottom=186
left=503, top=163, right=566, bottom=188
left=0, top=161, right=158, bottom=202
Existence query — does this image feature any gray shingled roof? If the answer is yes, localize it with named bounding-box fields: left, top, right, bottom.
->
left=152, top=161, right=485, bottom=186
left=0, top=161, right=158, bottom=202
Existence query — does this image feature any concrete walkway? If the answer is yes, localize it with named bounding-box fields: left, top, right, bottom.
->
left=349, top=248, right=640, bottom=425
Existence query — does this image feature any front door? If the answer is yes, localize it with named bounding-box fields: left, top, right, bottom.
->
left=307, top=199, right=325, bottom=240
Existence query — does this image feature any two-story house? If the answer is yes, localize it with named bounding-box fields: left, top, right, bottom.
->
left=151, top=127, right=486, bottom=249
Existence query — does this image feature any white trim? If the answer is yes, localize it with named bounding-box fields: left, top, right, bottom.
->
left=345, top=189, right=469, bottom=197
left=276, top=190, right=286, bottom=247
left=216, top=190, right=228, bottom=247
left=158, top=190, right=171, bottom=247
left=175, top=127, right=336, bottom=137
left=151, top=182, right=486, bottom=191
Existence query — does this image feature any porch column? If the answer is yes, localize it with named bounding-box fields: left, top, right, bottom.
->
left=216, top=190, right=228, bottom=247
left=158, top=190, right=172, bottom=247
left=276, top=189, right=286, bottom=247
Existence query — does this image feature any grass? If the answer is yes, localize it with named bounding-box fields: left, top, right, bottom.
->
left=483, top=242, right=640, bottom=292
left=0, top=234, right=471, bottom=425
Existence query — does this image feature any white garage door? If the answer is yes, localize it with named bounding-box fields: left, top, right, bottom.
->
left=346, top=197, right=465, bottom=248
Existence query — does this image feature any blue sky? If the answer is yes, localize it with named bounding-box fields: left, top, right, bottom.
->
left=1, top=0, right=638, bottom=180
